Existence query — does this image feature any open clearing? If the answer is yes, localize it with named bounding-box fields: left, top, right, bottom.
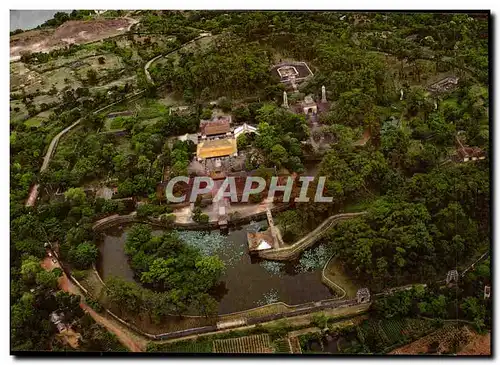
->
left=10, top=17, right=136, bottom=60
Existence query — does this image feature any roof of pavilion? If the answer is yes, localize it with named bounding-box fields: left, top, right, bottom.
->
left=197, top=138, right=237, bottom=159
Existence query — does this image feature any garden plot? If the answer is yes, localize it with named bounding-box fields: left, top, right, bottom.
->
left=24, top=115, right=49, bottom=128
left=31, top=94, right=60, bottom=108
left=20, top=66, right=82, bottom=95
left=10, top=63, right=42, bottom=92
left=390, top=324, right=481, bottom=355
left=156, top=339, right=213, bottom=353
left=23, top=108, right=58, bottom=129
left=356, top=318, right=437, bottom=352
left=116, top=39, right=143, bottom=62
left=27, top=47, right=102, bottom=73
left=10, top=101, right=29, bottom=123
left=74, top=53, right=125, bottom=80
left=91, top=75, right=138, bottom=93
left=213, top=334, right=273, bottom=353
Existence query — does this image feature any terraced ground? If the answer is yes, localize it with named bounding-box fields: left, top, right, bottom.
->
left=213, top=334, right=273, bottom=353
left=354, top=318, right=438, bottom=352
left=154, top=334, right=276, bottom=354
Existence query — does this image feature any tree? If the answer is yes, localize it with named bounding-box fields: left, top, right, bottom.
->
left=140, top=257, right=175, bottom=287
left=35, top=270, right=60, bottom=290
left=237, top=133, right=250, bottom=150
left=460, top=297, right=486, bottom=329
left=86, top=69, right=98, bottom=85
left=269, top=144, right=288, bottom=168
left=69, top=242, right=98, bottom=269
left=193, top=293, right=218, bottom=318
left=277, top=209, right=301, bottom=242
left=195, top=256, right=225, bottom=289
left=20, top=256, right=42, bottom=284
left=192, top=206, right=208, bottom=223
left=64, top=187, right=86, bottom=205
left=105, top=276, right=144, bottom=315
left=125, top=224, right=152, bottom=256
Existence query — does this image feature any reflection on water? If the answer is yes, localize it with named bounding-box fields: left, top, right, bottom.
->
left=97, top=222, right=333, bottom=314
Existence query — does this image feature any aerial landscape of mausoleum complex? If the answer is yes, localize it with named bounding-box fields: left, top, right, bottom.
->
left=10, top=10, right=490, bottom=355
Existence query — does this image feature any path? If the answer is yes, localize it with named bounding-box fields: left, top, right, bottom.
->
left=26, top=31, right=213, bottom=208
left=25, top=118, right=82, bottom=207
left=41, top=257, right=145, bottom=352
left=259, top=212, right=367, bottom=260
left=25, top=90, right=145, bottom=207
left=144, top=32, right=212, bottom=85
left=144, top=54, right=163, bottom=84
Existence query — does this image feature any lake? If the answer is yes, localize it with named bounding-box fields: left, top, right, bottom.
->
left=97, top=222, right=334, bottom=314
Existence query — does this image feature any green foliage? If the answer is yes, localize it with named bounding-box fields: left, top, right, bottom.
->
left=276, top=209, right=302, bottom=242
left=120, top=224, right=225, bottom=316
left=69, top=242, right=99, bottom=270
left=192, top=206, right=209, bottom=224
left=136, top=203, right=172, bottom=219
left=328, top=195, right=485, bottom=289
left=311, top=313, right=328, bottom=329
left=77, top=313, right=128, bottom=352
left=86, top=298, right=103, bottom=313
left=9, top=11, right=490, bottom=351
left=153, top=34, right=273, bottom=100
left=371, top=280, right=491, bottom=332
left=64, top=187, right=86, bottom=205
left=353, top=317, right=436, bottom=353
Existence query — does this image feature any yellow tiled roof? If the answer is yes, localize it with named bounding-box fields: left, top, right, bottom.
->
left=197, top=138, right=237, bottom=159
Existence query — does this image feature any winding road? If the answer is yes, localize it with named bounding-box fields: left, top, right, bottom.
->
left=41, top=257, right=145, bottom=352
left=26, top=31, right=213, bottom=207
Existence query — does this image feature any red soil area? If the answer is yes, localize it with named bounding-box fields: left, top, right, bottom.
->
left=41, top=256, right=144, bottom=352
left=457, top=332, right=491, bottom=356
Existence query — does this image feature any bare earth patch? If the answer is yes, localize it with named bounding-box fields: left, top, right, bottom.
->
left=10, top=18, right=136, bottom=60
left=390, top=325, right=491, bottom=355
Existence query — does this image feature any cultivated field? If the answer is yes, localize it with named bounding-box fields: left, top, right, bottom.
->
left=389, top=324, right=489, bottom=355
left=213, top=334, right=273, bottom=353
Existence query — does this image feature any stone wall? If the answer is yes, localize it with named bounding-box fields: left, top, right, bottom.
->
left=258, top=212, right=367, bottom=261
left=91, top=204, right=291, bottom=233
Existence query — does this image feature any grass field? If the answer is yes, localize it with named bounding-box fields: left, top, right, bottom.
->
left=24, top=116, right=47, bottom=127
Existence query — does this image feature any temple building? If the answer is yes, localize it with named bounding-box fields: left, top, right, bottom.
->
left=199, top=115, right=232, bottom=140
left=271, top=61, right=314, bottom=86
left=196, top=113, right=238, bottom=162
left=197, top=138, right=238, bottom=161
left=301, top=95, right=318, bottom=115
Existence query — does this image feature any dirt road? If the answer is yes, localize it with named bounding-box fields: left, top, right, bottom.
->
left=41, top=257, right=145, bottom=352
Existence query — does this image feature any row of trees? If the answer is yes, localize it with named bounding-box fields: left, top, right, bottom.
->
left=371, top=257, right=491, bottom=331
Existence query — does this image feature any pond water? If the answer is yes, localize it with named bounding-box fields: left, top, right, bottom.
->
left=97, top=222, right=334, bottom=314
